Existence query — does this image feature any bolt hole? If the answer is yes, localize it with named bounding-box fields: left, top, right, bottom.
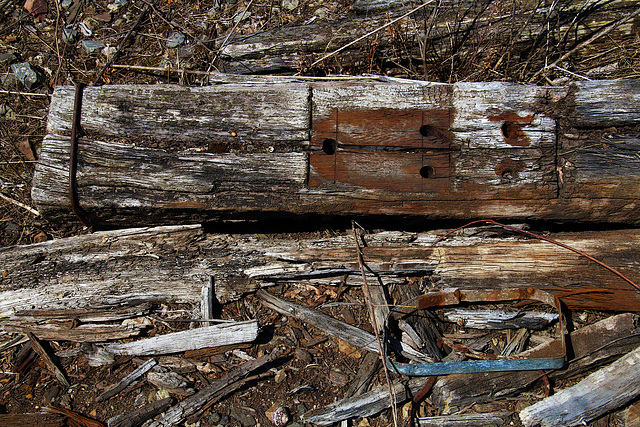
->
left=322, top=138, right=338, bottom=155
left=501, top=122, right=523, bottom=139
left=420, top=125, right=438, bottom=138
left=420, top=165, right=435, bottom=178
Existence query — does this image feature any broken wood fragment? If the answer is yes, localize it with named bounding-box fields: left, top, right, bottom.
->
left=443, top=309, right=558, bottom=330
left=0, top=414, right=66, bottom=427
left=3, top=322, right=146, bottom=342
left=147, top=348, right=282, bottom=427
left=26, top=332, right=70, bottom=388
left=431, top=313, right=640, bottom=413
left=416, top=412, right=513, bottom=427
left=107, top=397, right=173, bottom=427
left=96, top=358, right=157, bottom=402
left=519, top=344, right=640, bottom=427
left=147, top=371, right=194, bottom=396
left=106, top=320, right=259, bottom=356
left=344, top=351, right=380, bottom=398
left=302, top=377, right=426, bottom=425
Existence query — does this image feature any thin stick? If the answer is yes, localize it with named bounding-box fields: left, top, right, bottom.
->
left=352, top=222, right=399, bottom=427
left=0, top=193, right=40, bottom=216
left=305, top=0, right=436, bottom=71
left=92, top=4, right=152, bottom=85
left=0, top=90, right=51, bottom=97
left=26, top=332, right=70, bottom=388
left=206, top=0, right=255, bottom=75
left=529, top=5, right=640, bottom=82
left=434, top=219, right=639, bottom=291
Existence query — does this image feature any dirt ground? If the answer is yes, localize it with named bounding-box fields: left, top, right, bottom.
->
left=1, top=0, right=640, bottom=425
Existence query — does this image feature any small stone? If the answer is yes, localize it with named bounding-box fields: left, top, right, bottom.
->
left=274, top=369, right=287, bottom=384
left=81, top=40, right=105, bottom=54
left=0, top=52, right=18, bottom=65
left=281, top=0, right=298, bottom=11
left=229, top=406, right=256, bottom=426
left=133, top=393, right=146, bottom=406
left=62, top=26, right=79, bottom=43
left=166, top=31, right=186, bottom=48
left=314, top=6, right=330, bottom=19
left=10, top=62, right=45, bottom=90
left=272, top=406, right=290, bottom=427
left=233, top=10, right=251, bottom=23
left=60, top=0, right=73, bottom=9
left=209, top=413, right=221, bottom=424
left=102, top=46, right=118, bottom=59
left=107, top=0, right=127, bottom=12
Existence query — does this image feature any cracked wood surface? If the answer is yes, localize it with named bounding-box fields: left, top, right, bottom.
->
left=0, top=225, right=638, bottom=322
left=33, top=78, right=640, bottom=225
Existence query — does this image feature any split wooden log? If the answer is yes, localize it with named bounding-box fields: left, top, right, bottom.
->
left=431, top=313, right=640, bottom=413
left=2, top=322, right=146, bottom=342
left=33, top=78, right=640, bottom=225
left=1, top=225, right=639, bottom=321
left=105, top=320, right=259, bottom=356
left=302, top=377, right=427, bottom=425
left=519, top=344, right=640, bottom=427
left=443, top=309, right=558, bottom=330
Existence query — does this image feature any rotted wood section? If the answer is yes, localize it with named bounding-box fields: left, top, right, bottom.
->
left=0, top=225, right=638, bottom=319
left=33, top=78, right=640, bottom=225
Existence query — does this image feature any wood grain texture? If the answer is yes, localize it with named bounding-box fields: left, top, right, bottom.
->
left=519, top=344, right=640, bottom=427
left=1, top=225, right=639, bottom=319
left=33, top=78, right=640, bottom=224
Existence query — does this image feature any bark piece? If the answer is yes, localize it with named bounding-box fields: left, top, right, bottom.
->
left=431, top=313, right=640, bottom=413
left=106, top=320, right=259, bottom=356
left=519, top=344, right=640, bottom=427
left=344, top=351, right=381, bottom=397
left=96, top=358, right=157, bottom=402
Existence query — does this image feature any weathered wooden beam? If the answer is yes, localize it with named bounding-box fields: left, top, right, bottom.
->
left=33, top=78, right=640, bottom=225
left=416, top=412, right=513, bottom=427
left=519, top=344, right=640, bottom=427
left=1, top=225, right=638, bottom=320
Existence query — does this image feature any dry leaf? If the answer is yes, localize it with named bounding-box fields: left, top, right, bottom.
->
left=17, top=138, right=36, bottom=161
left=24, top=0, right=48, bottom=21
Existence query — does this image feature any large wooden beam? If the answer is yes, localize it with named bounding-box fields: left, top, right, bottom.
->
left=0, top=225, right=638, bottom=322
left=33, top=78, right=640, bottom=225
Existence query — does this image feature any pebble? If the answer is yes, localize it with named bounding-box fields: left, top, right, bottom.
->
left=166, top=31, right=186, bottom=48
left=208, top=412, right=221, bottom=424
left=281, top=0, right=298, bottom=11
left=10, top=62, right=45, bottom=90
left=107, top=0, right=127, bottom=12
left=272, top=406, right=290, bottom=427
left=60, top=0, right=73, bottom=9
left=233, top=10, right=251, bottom=23
left=81, top=40, right=105, bottom=53
left=0, top=52, right=18, bottom=65
left=62, top=26, right=79, bottom=43
left=229, top=406, right=256, bottom=426
left=314, top=6, right=330, bottom=19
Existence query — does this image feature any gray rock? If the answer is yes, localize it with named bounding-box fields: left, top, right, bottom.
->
left=282, top=0, right=298, bottom=11
left=10, top=62, right=45, bottom=90
left=229, top=406, right=256, bottom=426
left=81, top=40, right=105, bottom=53
left=208, top=412, right=221, bottom=424
left=166, top=31, right=185, bottom=48
left=0, top=52, right=18, bottom=65
left=60, top=0, right=74, bottom=9
left=219, top=414, right=230, bottom=425
left=233, top=10, right=251, bottom=23
left=62, top=26, right=79, bottom=43
left=314, top=6, right=330, bottom=19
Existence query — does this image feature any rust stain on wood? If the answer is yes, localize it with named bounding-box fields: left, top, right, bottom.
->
left=488, top=112, right=534, bottom=147
left=495, top=158, right=526, bottom=178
